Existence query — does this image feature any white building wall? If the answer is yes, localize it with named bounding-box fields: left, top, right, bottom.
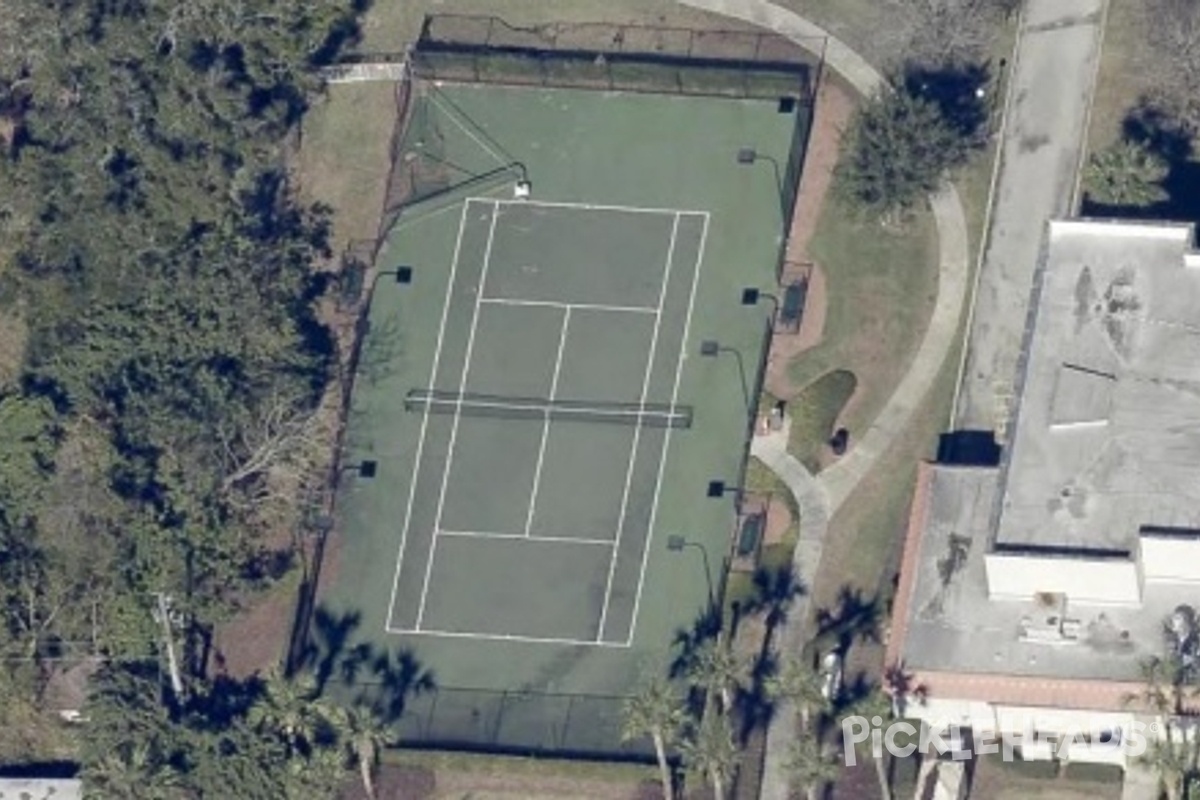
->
left=1140, top=535, right=1200, bottom=584
left=984, top=553, right=1141, bottom=604
left=908, top=699, right=1141, bottom=767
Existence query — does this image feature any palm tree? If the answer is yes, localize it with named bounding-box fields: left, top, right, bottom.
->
left=680, top=711, right=740, bottom=800
left=881, top=661, right=935, bottom=800
left=621, top=674, right=687, bottom=800
left=686, top=635, right=749, bottom=715
left=766, top=658, right=831, bottom=734
left=785, top=734, right=839, bottom=800
left=841, top=687, right=894, bottom=800
left=247, top=669, right=328, bottom=755
left=83, top=742, right=179, bottom=800
left=1139, top=725, right=1196, bottom=800
left=334, top=703, right=394, bottom=800
left=1083, top=139, right=1168, bottom=208
left=1130, top=655, right=1193, bottom=717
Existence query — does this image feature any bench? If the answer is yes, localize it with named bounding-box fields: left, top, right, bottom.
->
left=778, top=279, right=807, bottom=333
left=731, top=494, right=769, bottom=572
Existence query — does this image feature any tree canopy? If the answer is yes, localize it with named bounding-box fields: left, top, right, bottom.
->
left=0, top=0, right=361, bottom=758
left=835, top=84, right=977, bottom=217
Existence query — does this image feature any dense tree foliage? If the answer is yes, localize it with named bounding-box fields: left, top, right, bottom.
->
left=79, top=662, right=376, bottom=798
left=0, top=0, right=361, bottom=759
left=835, top=85, right=976, bottom=216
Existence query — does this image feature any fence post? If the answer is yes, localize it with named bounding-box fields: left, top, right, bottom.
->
left=561, top=694, right=576, bottom=750
left=423, top=689, right=439, bottom=741
left=491, top=690, right=508, bottom=745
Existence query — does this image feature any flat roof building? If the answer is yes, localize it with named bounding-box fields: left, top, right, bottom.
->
left=887, top=219, right=1200, bottom=763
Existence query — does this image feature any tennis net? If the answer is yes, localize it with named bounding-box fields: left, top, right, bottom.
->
left=405, top=389, right=692, bottom=428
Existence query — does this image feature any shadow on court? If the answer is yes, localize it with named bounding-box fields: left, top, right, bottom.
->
left=666, top=562, right=807, bottom=743
left=299, top=605, right=436, bottom=723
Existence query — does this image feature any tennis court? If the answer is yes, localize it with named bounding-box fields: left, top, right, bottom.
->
left=318, top=19, right=814, bottom=753
left=387, top=199, right=708, bottom=645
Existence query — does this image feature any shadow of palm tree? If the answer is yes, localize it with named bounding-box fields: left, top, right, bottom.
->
left=302, top=606, right=363, bottom=692
left=668, top=603, right=725, bottom=723
left=669, top=604, right=723, bottom=681
left=733, top=564, right=807, bottom=741
left=814, top=586, right=883, bottom=654
left=744, top=564, right=806, bottom=655
left=362, top=649, right=436, bottom=724
left=297, top=604, right=435, bottom=726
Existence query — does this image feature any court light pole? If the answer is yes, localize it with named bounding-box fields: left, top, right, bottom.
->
left=667, top=534, right=715, bottom=614
left=374, top=266, right=414, bottom=286
left=340, top=459, right=378, bottom=482
left=699, top=339, right=749, bottom=412
left=741, top=287, right=780, bottom=329
left=736, top=147, right=786, bottom=222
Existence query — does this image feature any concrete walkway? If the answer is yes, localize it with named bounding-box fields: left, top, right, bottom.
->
left=322, top=62, right=407, bottom=83
left=680, top=2, right=971, bottom=798
left=749, top=422, right=831, bottom=800
left=951, top=0, right=1107, bottom=433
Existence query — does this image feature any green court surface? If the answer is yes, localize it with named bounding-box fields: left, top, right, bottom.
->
left=323, top=80, right=806, bottom=754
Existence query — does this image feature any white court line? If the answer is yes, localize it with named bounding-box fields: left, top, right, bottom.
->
left=389, top=627, right=631, bottom=648
left=390, top=182, right=512, bottom=235
left=385, top=200, right=474, bottom=632
left=438, top=531, right=614, bottom=546
left=414, top=199, right=500, bottom=630
left=595, top=212, right=681, bottom=644
left=624, top=213, right=710, bottom=647
left=524, top=307, right=571, bottom=537
left=487, top=197, right=707, bottom=217
left=479, top=298, right=657, bottom=315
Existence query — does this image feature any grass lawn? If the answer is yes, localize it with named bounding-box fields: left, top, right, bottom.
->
left=794, top=1, right=1016, bottom=653
left=771, top=0, right=911, bottom=70
left=726, top=457, right=802, bottom=613
left=968, top=755, right=1124, bottom=800
left=785, top=198, right=938, bottom=451
left=800, top=108, right=1006, bottom=688
left=1080, top=0, right=1200, bottom=220
left=787, top=369, right=857, bottom=472
left=366, top=749, right=659, bottom=800
left=812, top=338, right=958, bottom=617
left=298, top=84, right=398, bottom=262
left=354, top=0, right=742, bottom=55
left=1085, top=0, right=1149, bottom=155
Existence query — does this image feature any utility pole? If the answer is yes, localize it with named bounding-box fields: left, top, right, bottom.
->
left=153, top=592, right=184, bottom=699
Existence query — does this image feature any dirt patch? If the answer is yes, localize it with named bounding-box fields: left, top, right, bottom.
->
left=211, top=578, right=299, bottom=679
left=339, top=765, right=437, bottom=800
left=427, top=772, right=663, bottom=800
left=765, top=76, right=857, bottom=400
left=763, top=498, right=792, bottom=547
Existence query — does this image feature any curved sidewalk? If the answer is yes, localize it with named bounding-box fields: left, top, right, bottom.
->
left=682, top=1, right=971, bottom=798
